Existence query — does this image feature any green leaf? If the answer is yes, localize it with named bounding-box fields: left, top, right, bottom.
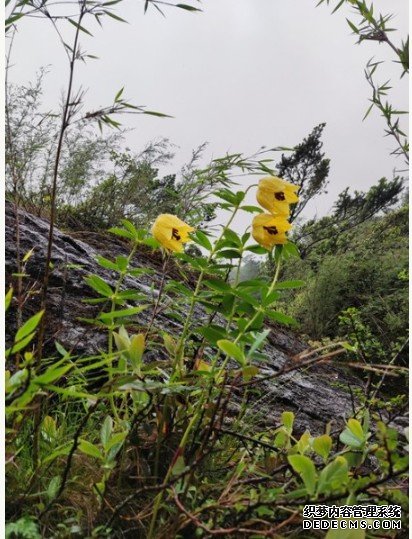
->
left=266, top=310, right=297, bottom=326
left=362, top=103, right=374, bottom=121
left=282, top=242, right=300, bottom=259
left=100, top=416, right=113, bottom=448
left=193, top=230, right=213, bottom=251
left=204, top=279, right=232, bottom=292
left=288, top=454, right=317, bottom=495
left=7, top=333, right=35, bottom=356
left=85, top=275, right=113, bottom=297
left=143, top=110, right=172, bottom=118
left=245, top=244, right=268, bottom=255
left=68, top=18, right=93, bottom=36
left=95, top=256, right=119, bottom=271
left=171, top=455, right=186, bottom=475
left=5, top=287, right=13, bottom=312
left=317, top=456, right=348, bottom=494
left=129, top=333, right=145, bottom=369
left=331, top=0, right=345, bottom=14
left=216, top=249, right=242, bottom=259
left=98, top=305, right=148, bottom=322
left=214, top=189, right=237, bottom=205
left=108, top=226, right=134, bottom=240
left=35, top=364, right=73, bottom=385
left=347, top=418, right=364, bottom=440
left=240, top=205, right=263, bottom=213
left=217, top=339, right=246, bottom=366
left=46, top=476, right=61, bottom=501
left=274, top=280, right=305, bottom=290
left=312, top=434, right=332, bottom=459
left=247, top=329, right=271, bottom=358
left=78, top=439, right=103, bottom=460
left=5, top=12, right=25, bottom=28
left=346, top=18, right=360, bottom=34
left=242, top=365, right=259, bottom=381
left=339, top=419, right=366, bottom=448
left=223, top=229, right=242, bottom=246
left=15, top=310, right=44, bottom=343
left=175, top=3, right=202, bottom=11
left=198, top=325, right=226, bottom=344
left=104, top=10, right=128, bottom=23
left=282, top=411, right=295, bottom=431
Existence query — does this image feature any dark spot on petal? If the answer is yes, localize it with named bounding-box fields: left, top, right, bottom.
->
left=264, top=226, right=278, bottom=235
left=275, top=192, right=285, bottom=201
left=172, top=228, right=181, bottom=240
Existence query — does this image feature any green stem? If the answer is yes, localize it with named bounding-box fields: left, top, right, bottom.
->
left=107, top=242, right=138, bottom=420
left=174, top=205, right=240, bottom=374
left=215, top=248, right=282, bottom=377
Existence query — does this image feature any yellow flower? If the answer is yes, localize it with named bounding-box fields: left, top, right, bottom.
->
left=152, top=214, right=194, bottom=253
left=256, top=176, right=299, bottom=215
left=252, top=213, right=292, bottom=250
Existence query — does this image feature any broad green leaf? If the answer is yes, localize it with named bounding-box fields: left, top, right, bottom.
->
left=129, top=333, right=145, bottom=369
left=246, top=244, right=268, bottom=255
left=288, top=454, right=317, bottom=495
left=317, top=456, right=348, bottom=494
left=35, top=364, right=73, bottom=385
left=204, top=279, right=232, bottom=292
left=198, top=325, right=226, bottom=344
left=347, top=418, right=364, bottom=440
left=15, top=310, right=44, bottom=343
left=78, top=440, right=103, bottom=460
left=266, top=310, right=297, bottom=326
left=215, top=249, right=242, bottom=259
left=242, top=365, right=259, bottom=381
left=282, top=242, right=300, bottom=259
left=217, top=339, right=246, bottom=366
left=115, top=255, right=129, bottom=272
left=296, top=431, right=312, bottom=454
left=312, top=434, right=332, bottom=459
left=223, top=229, right=242, bottom=246
left=100, top=416, right=113, bottom=448
left=84, top=275, right=113, bottom=297
left=282, top=411, right=295, bottom=431
left=171, top=455, right=186, bottom=475
left=193, top=230, right=213, bottom=251
left=109, top=226, right=136, bottom=240
left=339, top=419, right=365, bottom=448
left=46, top=476, right=61, bottom=501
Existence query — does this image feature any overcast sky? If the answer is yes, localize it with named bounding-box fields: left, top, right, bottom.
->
left=8, top=0, right=409, bottom=231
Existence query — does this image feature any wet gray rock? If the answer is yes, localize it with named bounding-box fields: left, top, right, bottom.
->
left=5, top=200, right=363, bottom=435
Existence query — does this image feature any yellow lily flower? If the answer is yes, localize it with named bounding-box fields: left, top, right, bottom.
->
left=252, top=213, right=292, bottom=250
left=256, top=176, right=299, bottom=215
left=152, top=214, right=194, bottom=253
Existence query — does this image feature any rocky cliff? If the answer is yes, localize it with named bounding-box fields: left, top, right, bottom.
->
left=5, top=200, right=363, bottom=434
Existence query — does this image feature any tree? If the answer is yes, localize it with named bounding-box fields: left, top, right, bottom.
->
left=295, top=176, right=404, bottom=258
left=276, top=123, right=330, bottom=220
